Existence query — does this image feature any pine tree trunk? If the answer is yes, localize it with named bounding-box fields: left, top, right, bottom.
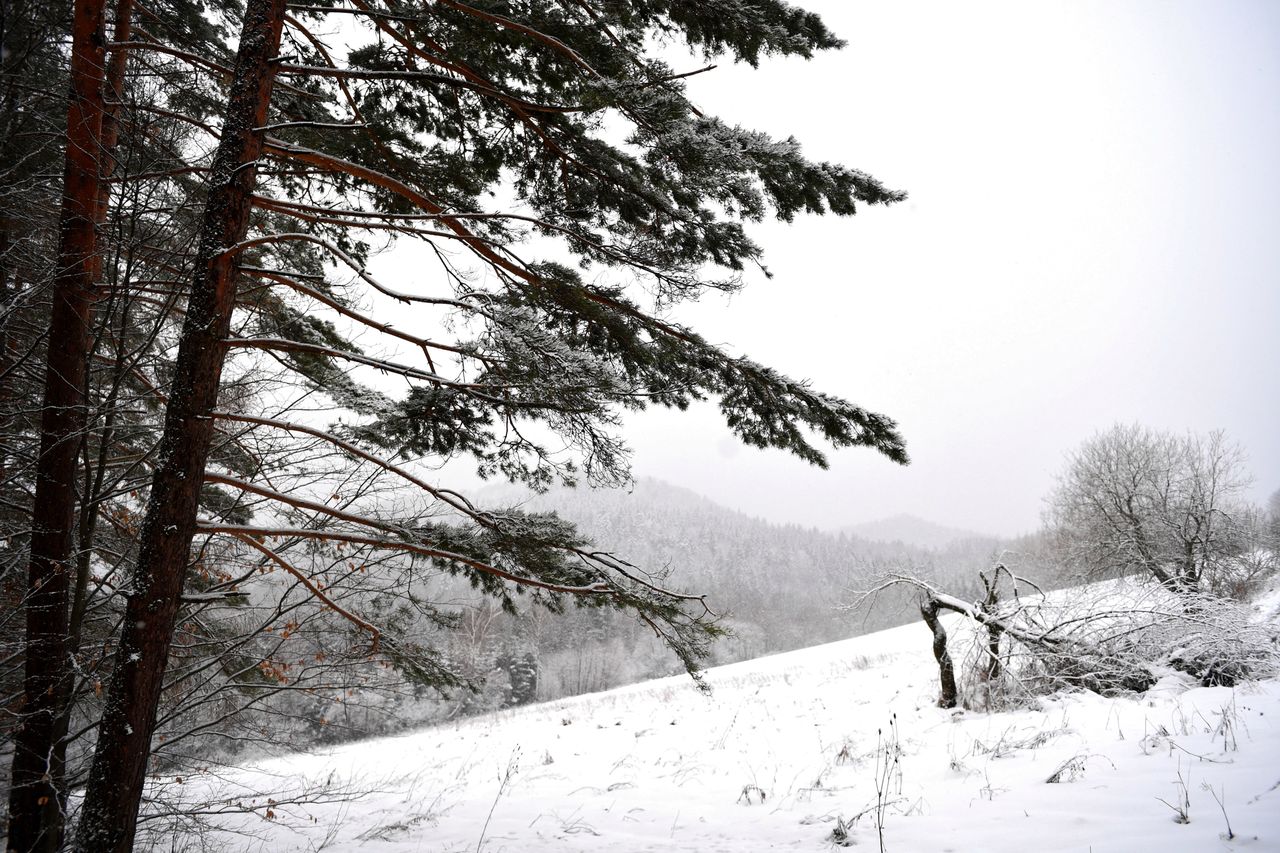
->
left=72, top=0, right=286, bottom=848
left=6, top=0, right=107, bottom=849
left=45, top=0, right=137, bottom=800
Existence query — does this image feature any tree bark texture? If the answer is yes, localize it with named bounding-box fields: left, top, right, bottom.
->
left=6, top=0, right=107, bottom=848
left=73, top=0, right=286, bottom=848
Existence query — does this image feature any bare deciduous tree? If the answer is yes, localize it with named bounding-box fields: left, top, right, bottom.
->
left=1045, top=425, right=1265, bottom=596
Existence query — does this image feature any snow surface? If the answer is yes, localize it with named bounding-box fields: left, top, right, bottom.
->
left=171, top=608, right=1280, bottom=852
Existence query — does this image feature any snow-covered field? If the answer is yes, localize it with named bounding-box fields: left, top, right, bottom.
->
left=170, top=593, right=1280, bottom=852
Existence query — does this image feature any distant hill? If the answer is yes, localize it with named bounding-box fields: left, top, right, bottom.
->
left=297, top=478, right=1062, bottom=741
left=396, top=477, right=1070, bottom=725
left=470, top=478, right=928, bottom=658
left=472, top=479, right=1013, bottom=648
left=843, top=513, right=994, bottom=551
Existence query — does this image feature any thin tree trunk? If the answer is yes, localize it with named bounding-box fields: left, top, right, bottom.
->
left=979, top=571, right=1004, bottom=682
left=73, top=0, right=286, bottom=848
left=919, top=598, right=957, bottom=709
left=6, top=0, right=107, bottom=848
left=0, top=223, right=13, bottom=485
left=46, top=0, right=137, bottom=802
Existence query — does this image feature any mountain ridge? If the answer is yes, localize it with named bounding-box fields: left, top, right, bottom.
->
left=842, top=512, right=995, bottom=550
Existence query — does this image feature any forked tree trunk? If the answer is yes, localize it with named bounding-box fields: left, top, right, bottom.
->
left=73, top=0, right=287, bottom=848
left=6, top=0, right=107, bottom=848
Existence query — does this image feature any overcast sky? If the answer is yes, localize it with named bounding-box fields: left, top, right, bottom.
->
left=610, top=0, right=1279, bottom=536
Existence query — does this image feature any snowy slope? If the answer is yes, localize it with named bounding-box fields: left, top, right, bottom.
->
left=167, top=603, right=1280, bottom=852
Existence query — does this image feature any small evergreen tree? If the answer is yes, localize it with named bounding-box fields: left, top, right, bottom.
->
left=508, top=650, right=540, bottom=707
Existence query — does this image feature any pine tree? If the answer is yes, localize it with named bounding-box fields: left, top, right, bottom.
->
left=8, top=1, right=112, bottom=847
left=49, top=1, right=911, bottom=848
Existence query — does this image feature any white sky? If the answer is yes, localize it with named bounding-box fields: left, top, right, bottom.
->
left=367, top=1, right=1278, bottom=537
left=612, top=0, right=1280, bottom=536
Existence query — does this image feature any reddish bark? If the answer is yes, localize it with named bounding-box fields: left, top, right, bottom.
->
left=72, top=0, right=287, bottom=848
left=96, top=0, right=135, bottom=217
left=6, top=0, right=108, bottom=849
left=48, top=0, right=139, bottom=807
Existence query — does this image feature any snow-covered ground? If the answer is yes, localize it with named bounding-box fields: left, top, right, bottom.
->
left=170, top=593, right=1280, bottom=852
